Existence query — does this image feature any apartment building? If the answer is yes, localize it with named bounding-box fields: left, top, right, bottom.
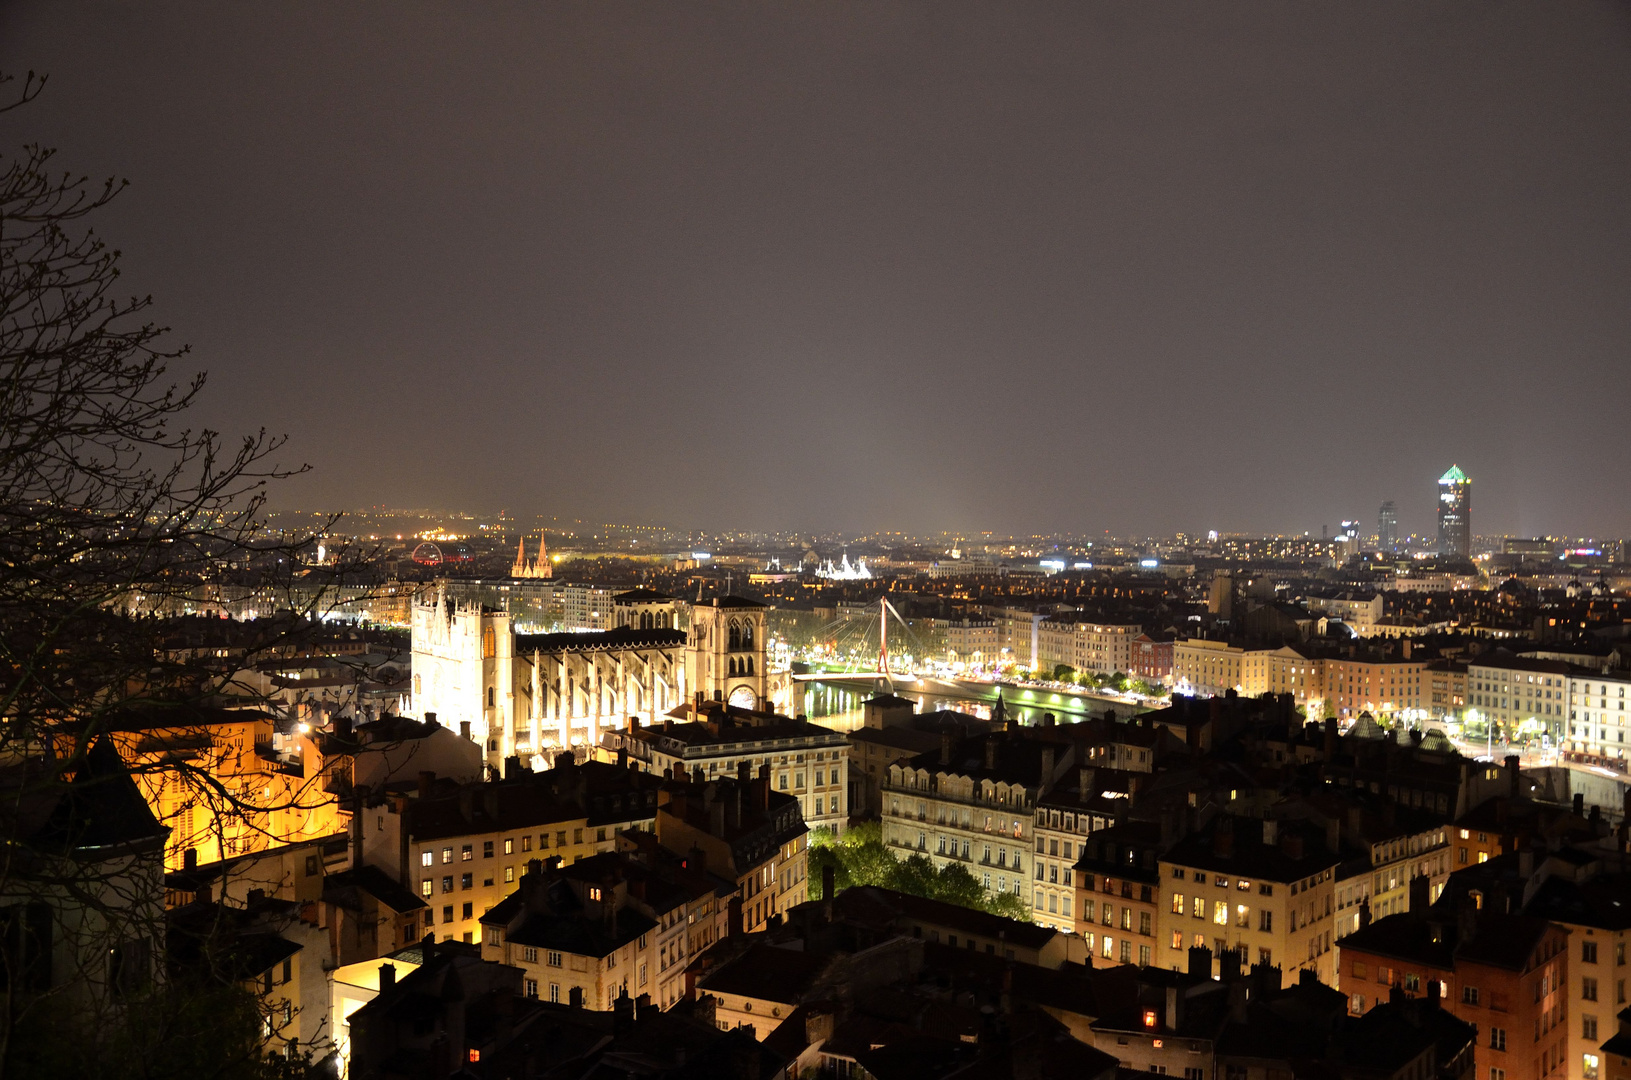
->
left=1428, top=661, right=1469, bottom=720
left=1323, top=655, right=1430, bottom=722
left=1029, top=767, right=1108, bottom=932
left=1037, top=616, right=1142, bottom=678
left=1567, top=668, right=1631, bottom=759
left=1159, top=816, right=1342, bottom=987
left=944, top=616, right=1000, bottom=670
left=1333, top=811, right=1453, bottom=939
left=1128, top=632, right=1175, bottom=684
left=1173, top=638, right=1246, bottom=698
left=654, top=769, right=810, bottom=934
left=880, top=729, right=1069, bottom=904
left=558, top=583, right=619, bottom=631
left=1073, top=820, right=1163, bottom=967
left=604, top=701, right=850, bottom=834
left=360, top=756, right=664, bottom=948
left=1241, top=644, right=1322, bottom=712
left=479, top=848, right=728, bottom=1010
left=846, top=695, right=988, bottom=817
left=1467, top=652, right=1580, bottom=746
left=1339, top=890, right=1568, bottom=1080
left=987, top=607, right=1048, bottom=670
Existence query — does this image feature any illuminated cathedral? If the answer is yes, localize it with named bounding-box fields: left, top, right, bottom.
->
left=511, top=533, right=553, bottom=579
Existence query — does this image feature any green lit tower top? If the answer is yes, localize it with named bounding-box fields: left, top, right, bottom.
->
left=1437, top=465, right=1471, bottom=559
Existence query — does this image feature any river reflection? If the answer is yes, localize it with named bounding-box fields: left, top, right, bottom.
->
left=797, top=679, right=1131, bottom=733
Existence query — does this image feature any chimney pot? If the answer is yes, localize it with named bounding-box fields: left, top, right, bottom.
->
left=1187, top=944, right=1213, bottom=980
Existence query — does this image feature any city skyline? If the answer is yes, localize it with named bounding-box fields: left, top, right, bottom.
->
left=8, top=7, right=1631, bottom=1079
left=3, top=3, right=1629, bottom=536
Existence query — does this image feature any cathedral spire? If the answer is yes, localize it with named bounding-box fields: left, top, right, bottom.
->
left=512, top=535, right=528, bottom=578
left=536, top=533, right=551, bottom=579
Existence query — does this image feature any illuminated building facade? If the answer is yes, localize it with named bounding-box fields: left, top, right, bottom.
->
left=1172, top=638, right=1245, bottom=697
left=1037, top=617, right=1142, bottom=678
left=686, top=596, right=768, bottom=709
left=1158, top=816, right=1340, bottom=987
left=410, top=584, right=689, bottom=767
left=1437, top=465, right=1471, bottom=559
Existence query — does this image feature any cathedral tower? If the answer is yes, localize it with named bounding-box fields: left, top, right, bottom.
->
left=687, top=596, right=768, bottom=710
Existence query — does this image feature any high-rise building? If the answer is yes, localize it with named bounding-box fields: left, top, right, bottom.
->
left=1377, top=500, right=1398, bottom=551
left=1436, top=465, right=1471, bottom=558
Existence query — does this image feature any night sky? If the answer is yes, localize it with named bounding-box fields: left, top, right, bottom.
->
left=3, top=3, right=1629, bottom=538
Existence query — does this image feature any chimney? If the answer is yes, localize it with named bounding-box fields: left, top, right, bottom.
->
left=460, top=720, right=471, bottom=741
left=613, top=989, right=634, bottom=1035
left=727, top=895, right=743, bottom=937
left=1358, top=897, right=1372, bottom=929
left=738, top=760, right=752, bottom=785
left=1165, top=984, right=1181, bottom=1030
left=1213, top=817, right=1235, bottom=858
left=424, top=711, right=438, bottom=727
left=1323, top=718, right=1337, bottom=760
left=379, top=962, right=396, bottom=990
left=1080, top=767, right=1097, bottom=796
left=1188, top=944, right=1213, bottom=980
left=1505, top=755, right=1521, bottom=800
left=759, top=763, right=771, bottom=810
left=1040, top=746, right=1056, bottom=788
left=1427, top=975, right=1440, bottom=1004
left=709, top=799, right=726, bottom=838
left=569, top=985, right=584, bottom=1008
left=983, top=737, right=998, bottom=772
left=940, top=732, right=955, bottom=767
left=504, top=755, right=523, bottom=780
left=1408, top=873, right=1430, bottom=914
left=1218, top=946, right=1242, bottom=982
left=1325, top=817, right=1341, bottom=853
left=1574, top=792, right=1586, bottom=818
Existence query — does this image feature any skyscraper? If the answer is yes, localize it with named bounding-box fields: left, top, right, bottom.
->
left=1377, top=500, right=1398, bottom=551
left=1437, top=465, right=1471, bottom=559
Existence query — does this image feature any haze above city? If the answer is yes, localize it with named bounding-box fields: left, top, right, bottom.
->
left=3, top=3, right=1629, bottom=537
